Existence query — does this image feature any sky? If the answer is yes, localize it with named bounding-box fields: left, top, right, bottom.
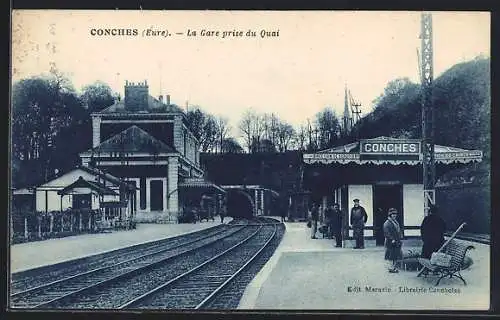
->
left=12, top=10, right=490, bottom=137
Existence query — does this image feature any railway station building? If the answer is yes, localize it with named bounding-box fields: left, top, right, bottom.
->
left=32, top=165, right=137, bottom=220
left=78, top=80, right=222, bottom=223
left=303, top=136, right=483, bottom=244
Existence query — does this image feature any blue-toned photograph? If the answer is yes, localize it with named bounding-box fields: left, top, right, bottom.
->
left=9, top=10, right=490, bottom=311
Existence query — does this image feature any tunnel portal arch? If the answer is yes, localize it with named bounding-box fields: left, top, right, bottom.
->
left=226, top=189, right=255, bottom=219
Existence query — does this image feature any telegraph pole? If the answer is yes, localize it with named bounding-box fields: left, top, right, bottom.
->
left=420, top=13, right=435, bottom=212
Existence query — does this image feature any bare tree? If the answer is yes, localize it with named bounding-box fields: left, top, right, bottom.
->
left=276, top=122, right=296, bottom=152
left=239, top=108, right=265, bottom=153
left=294, top=124, right=308, bottom=151
left=214, top=116, right=230, bottom=153
left=238, top=108, right=255, bottom=152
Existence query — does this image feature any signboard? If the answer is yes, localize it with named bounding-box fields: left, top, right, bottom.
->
left=303, top=153, right=359, bottom=161
left=435, top=150, right=482, bottom=160
left=360, top=139, right=421, bottom=155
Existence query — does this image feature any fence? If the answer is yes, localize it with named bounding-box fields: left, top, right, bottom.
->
left=436, top=183, right=490, bottom=235
left=11, top=209, right=101, bottom=244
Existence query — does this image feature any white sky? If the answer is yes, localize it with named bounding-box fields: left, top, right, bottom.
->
left=12, top=10, right=490, bottom=137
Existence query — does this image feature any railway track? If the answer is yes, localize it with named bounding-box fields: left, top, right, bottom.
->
left=11, top=224, right=233, bottom=294
left=120, top=222, right=277, bottom=309
left=10, top=220, right=251, bottom=309
left=10, top=217, right=284, bottom=310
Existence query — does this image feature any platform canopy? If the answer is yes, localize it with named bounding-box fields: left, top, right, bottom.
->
left=303, top=136, right=483, bottom=166
left=178, top=177, right=226, bottom=194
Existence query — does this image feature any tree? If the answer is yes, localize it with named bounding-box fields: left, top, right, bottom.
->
left=275, top=122, right=296, bottom=152
left=238, top=108, right=265, bottom=153
left=251, top=138, right=276, bottom=153
left=221, top=138, right=244, bottom=153
left=11, top=73, right=86, bottom=187
left=186, top=107, right=218, bottom=152
left=294, top=124, right=308, bottom=151
left=214, top=116, right=230, bottom=153
left=201, top=115, right=218, bottom=152
left=81, top=81, right=115, bottom=113
left=315, top=107, right=340, bottom=149
left=186, top=108, right=206, bottom=141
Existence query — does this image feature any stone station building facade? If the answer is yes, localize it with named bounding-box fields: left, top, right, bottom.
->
left=80, top=80, right=205, bottom=222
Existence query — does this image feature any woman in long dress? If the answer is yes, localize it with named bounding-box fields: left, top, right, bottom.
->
left=383, top=208, right=403, bottom=273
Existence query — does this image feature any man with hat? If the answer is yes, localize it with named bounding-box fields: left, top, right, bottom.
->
left=383, top=208, right=403, bottom=273
left=350, top=198, right=368, bottom=249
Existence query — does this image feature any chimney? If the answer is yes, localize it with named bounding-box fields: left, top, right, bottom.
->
left=159, top=95, right=163, bottom=103
left=124, top=80, right=149, bottom=112
left=166, top=94, right=171, bottom=105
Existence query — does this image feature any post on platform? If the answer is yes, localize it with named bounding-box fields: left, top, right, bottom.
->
left=420, top=12, right=435, bottom=212
left=24, top=216, right=28, bottom=240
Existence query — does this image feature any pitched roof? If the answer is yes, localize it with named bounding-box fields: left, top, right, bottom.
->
left=78, top=165, right=137, bottom=191
left=91, top=125, right=176, bottom=154
left=99, top=96, right=185, bottom=114
left=58, top=176, right=118, bottom=195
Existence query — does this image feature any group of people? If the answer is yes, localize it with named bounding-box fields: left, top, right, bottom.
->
left=308, top=198, right=368, bottom=249
left=309, top=202, right=344, bottom=247
left=308, top=199, right=446, bottom=274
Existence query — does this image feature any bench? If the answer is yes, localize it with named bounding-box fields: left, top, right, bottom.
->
left=417, top=239, right=475, bottom=286
left=95, top=220, right=113, bottom=233
left=114, top=219, right=136, bottom=230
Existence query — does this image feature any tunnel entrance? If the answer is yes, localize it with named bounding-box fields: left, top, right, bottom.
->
left=226, top=190, right=254, bottom=219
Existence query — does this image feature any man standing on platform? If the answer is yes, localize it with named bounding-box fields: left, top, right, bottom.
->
left=350, top=199, right=368, bottom=249
left=310, top=203, right=319, bottom=239
left=332, top=203, right=343, bottom=247
left=323, top=203, right=334, bottom=238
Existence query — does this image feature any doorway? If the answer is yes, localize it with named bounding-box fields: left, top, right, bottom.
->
left=372, top=184, right=403, bottom=246
left=73, top=194, right=92, bottom=209
left=150, top=180, right=164, bottom=211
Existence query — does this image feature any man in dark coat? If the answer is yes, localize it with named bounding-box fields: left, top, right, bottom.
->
left=331, top=203, right=343, bottom=247
left=383, top=208, right=403, bottom=273
left=350, top=199, right=368, bottom=249
left=420, top=204, right=446, bottom=259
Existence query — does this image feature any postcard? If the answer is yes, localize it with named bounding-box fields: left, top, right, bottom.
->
left=10, top=10, right=490, bottom=311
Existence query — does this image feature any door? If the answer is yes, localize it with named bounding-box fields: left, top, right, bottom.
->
left=150, top=180, right=164, bottom=211
left=372, top=184, right=404, bottom=245
left=73, top=194, right=92, bottom=209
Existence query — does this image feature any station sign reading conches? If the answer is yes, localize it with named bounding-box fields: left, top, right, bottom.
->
left=360, top=139, right=421, bottom=155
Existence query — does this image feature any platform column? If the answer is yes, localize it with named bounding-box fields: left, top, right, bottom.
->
left=146, top=178, right=151, bottom=212
left=260, top=189, right=264, bottom=215
left=168, top=157, right=179, bottom=222
left=92, top=116, right=101, bottom=148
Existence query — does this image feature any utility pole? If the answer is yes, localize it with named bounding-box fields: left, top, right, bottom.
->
left=420, top=12, right=435, bottom=212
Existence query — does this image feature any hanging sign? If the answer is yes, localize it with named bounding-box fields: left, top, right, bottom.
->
left=435, top=150, right=482, bottom=160
left=303, top=153, right=360, bottom=160
left=360, top=139, right=421, bottom=155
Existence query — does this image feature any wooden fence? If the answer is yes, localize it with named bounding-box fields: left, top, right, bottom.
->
left=11, top=209, right=101, bottom=244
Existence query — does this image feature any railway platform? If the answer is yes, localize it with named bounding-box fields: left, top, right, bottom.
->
left=239, top=217, right=490, bottom=310
left=10, top=217, right=232, bottom=273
